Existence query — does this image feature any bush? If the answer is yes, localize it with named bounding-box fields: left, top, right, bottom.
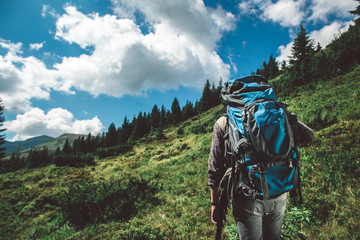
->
left=327, top=24, right=360, bottom=74
left=281, top=207, right=312, bottom=239
left=177, top=127, right=184, bottom=135
left=155, top=128, right=166, bottom=140
left=54, top=153, right=95, bottom=167
left=270, top=72, right=297, bottom=98
left=57, top=177, right=160, bottom=228
left=95, top=143, right=132, bottom=159
left=190, top=124, right=207, bottom=134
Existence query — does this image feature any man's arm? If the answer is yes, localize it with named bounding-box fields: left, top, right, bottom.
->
left=210, top=187, right=219, bottom=224
left=208, top=121, right=226, bottom=187
left=208, top=121, right=226, bottom=225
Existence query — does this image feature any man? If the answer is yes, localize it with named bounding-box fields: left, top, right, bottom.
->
left=208, top=114, right=314, bottom=239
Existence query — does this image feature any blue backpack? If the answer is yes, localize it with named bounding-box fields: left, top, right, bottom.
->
left=220, top=75, right=302, bottom=207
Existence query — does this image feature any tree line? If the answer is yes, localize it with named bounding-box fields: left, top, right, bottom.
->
left=254, top=2, right=359, bottom=90
left=0, top=78, right=223, bottom=172
left=257, top=6, right=360, bottom=96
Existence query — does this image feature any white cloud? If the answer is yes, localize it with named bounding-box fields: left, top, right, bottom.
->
left=0, top=38, right=22, bottom=54
left=238, top=2, right=252, bottom=15
left=111, top=0, right=136, bottom=20
left=309, top=0, right=358, bottom=22
left=261, top=0, right=305, bottom=27
left=276, top=20, right=354, bottom=64
left=29, top=41, right=45, bottom=51
left=1, top=1, right=234, bottom=114
left=239, top=0, right=356, bottom=27
left=210, top=5, right=237, bottom=32
left=228, top=56, right=238, bottom=74
left=276, top=41, right=293, bottom=65
left=238, top=0, right=305, bottom=27
left=113, top=0, right=221, bottom=48
left=53, top=3, right=232, bottom=97
left=4, top=107, right=104, bottom=141
left=310, top=20, right=353, bottom=48
left=42, top=4, right=60, bottom=18
left=0, top=39, right=71, bottom=113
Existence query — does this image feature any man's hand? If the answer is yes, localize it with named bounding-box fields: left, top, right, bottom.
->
left=211, top=204, right=219, bottom=224
left=210, top=187, right=221, bottom=224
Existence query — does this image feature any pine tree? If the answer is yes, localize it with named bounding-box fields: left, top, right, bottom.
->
left=9, top=152, right=20, bottom=171
left=262, top=61, right=268, bottom=79
left=0, top=98, right=6, bottom=161
left=160, top=105, right=168, bottom=126
left=194, top=100, right=200, bottom=115
left=62, top=138, right=72, bottom=154
left=105, top=123, right=118, bottom=147
left=39, top=146, right=49, bottom=165
left=256, top=54, right=279, bottom=80
left=131, top=113, right=144, bottom=140
left=27, top=148, right=41, bottom=168
left=72, top=138, right=79, bottom=153
left=55, top=147, right=61, bottom=155
left=171, top=97, right=182, bottom=124
left=85, top=133, right=96, bottom=152
left=6, top=151, right=23, bottom=172
left=211, top=82, right=221, bottom=106
left=200, top=79, right=212, bottom=112
left=150, top=105, right=161, bottom=130
left=79, top=136, right=86, bottom=152
left=267, top=53, right=279, bottom=80
left=182, top=100, right=195, bottom=120
left=118, top=116, right=132, bottom=144
left=143, top=112, right=151, bottom=135
left=281, top=61, right=287, bottom=73
left=217, top=78, right=223, bottom=98
left=350, top=0, right=360, bottom=25
left=289, top=25, right=315, bottom=85
left=315, top=42, right=322, bottom=53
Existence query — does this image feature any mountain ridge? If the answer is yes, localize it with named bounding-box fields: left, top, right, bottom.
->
left=3, top=135, right=55, bottom=155
left=3, top=133, right=86, bottom=156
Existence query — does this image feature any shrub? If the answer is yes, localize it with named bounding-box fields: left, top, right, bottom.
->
left=57, top=176, right=159, bottom=228
left=95, top=143, right=132, bottom=159
left=190, top=124, right=207, bottom=134
left=225, top=224, right=239, bottom=240
left=281, top=207, right=312, bottom=239
left=177, top=127, right=184, bottom=135
left=270, top=72, right=297, bottom=98
left=54, top=153, right=95, bottom=167
left=155, top=128, right=165, bottom=140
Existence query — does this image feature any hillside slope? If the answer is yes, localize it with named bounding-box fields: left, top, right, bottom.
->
left=0, top=68, right=359, bottom=239
left=3, top=135, right=54, bottom=155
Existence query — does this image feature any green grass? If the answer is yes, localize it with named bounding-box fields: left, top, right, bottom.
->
left=1, top=68, right=360, bottom=239
left=283, top=67, right=360, bottom=130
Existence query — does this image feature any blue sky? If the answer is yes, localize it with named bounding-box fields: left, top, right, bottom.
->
left=0, top=0, right=357, bottom=141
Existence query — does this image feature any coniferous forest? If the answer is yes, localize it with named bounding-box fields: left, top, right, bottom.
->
left=0, top=4, right=360, bottom=239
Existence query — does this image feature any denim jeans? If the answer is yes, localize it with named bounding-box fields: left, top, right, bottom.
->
left=232, top=192, right=287, bottom=240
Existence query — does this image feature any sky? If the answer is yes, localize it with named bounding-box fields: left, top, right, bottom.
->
left=0, top=0, right=358, bottom=141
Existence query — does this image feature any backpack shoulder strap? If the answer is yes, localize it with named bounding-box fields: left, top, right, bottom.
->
left=216, top=115, right=228, bottom=135
left=216, top=115, right=231, bottom=171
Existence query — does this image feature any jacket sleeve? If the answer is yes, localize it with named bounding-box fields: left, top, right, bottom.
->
left=208, top=122, right=226, bottom=189
left=296, top=121, right=315, bottom=147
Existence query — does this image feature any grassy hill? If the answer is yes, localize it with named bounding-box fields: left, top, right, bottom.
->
left=4, top=133, right=86, bottom=159
left=21, top=133, right=86, bottom=154
left=3, top=135, right=55, bottom=156
left=0, top=68, right=359, bottom=239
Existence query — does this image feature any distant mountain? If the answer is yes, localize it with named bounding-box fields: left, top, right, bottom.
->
left=3, top=133, right=87, bottom=157
left=18, top=133, right=86, bottom=156
left=3, top=135, right=55, bottom=155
